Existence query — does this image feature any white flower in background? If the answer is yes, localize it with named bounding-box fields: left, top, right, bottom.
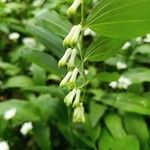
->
left=118, top=76, right=132, bottom=89
left=8, top=32, right=20, bottom=41
left=144, top=34, right=150, bottom=43
left=32, top=0, right=44, bottom=7
left=73, top=103, right=85, bottom=123
left=22, top=37, right=36, bottom=47
left=121, top=41, right=131, bottom=50
left=67, top=0, right=82, bottom=16
left=0, top=141, right=9, bottom=150
left=4, top=108, right=16, bottom=120
left=109, top=76, right=132, bottom=89
left=84, top=28, right=96, bottom=37
left=116, top=61, right=127, bottom=70
left=109, top=81, right=118, bottom=89
left=20, top=122, right=33, bottom=136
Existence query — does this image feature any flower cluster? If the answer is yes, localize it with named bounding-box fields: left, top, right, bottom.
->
left=58, top=0, right=85, bottom=123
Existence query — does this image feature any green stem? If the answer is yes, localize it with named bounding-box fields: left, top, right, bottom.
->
left=80, top=0, right=87, bottom=102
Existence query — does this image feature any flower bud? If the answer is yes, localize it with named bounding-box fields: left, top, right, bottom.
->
left=67, top=0, right=82, bottom=16
left=67, top=48, right=77, bottom=69
left=64, top=89, right=77, bottom=106
left=58, top=48, right=72, bottom=67
left=73, top=103, right=85, bottom=123
left=73, top=89, right=81, bottom=107
left=68, top=68, right=79, bottom=86
left=63, top=26, right=76, bottom=47
left=70, top=24, right=82, bottom=47
left=60, top=71, right=73, bottom=87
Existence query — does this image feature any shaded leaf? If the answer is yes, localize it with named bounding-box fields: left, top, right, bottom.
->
left=85, top=37, right=124, bottom=61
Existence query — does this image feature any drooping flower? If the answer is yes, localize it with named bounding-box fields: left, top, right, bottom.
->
left=73, top=103, right=85, bottom=123
left=64, top=88, right=77, bottom=106
left=58, top=48, right=72, bottom=67
left=67, top=0, right=82, bottom=16
left=63, top=25, right=82, bottom=47
left=67, top=48, right=77, bottom=69
left=60, top=71, right=73, bottom=87
left=70, top=24, right=82, bottom=47
left=73, top=89, right=81, bottom=107
left=20, top=122, right=33, bottom=136
left=63, top=26, right=76, bottom=47
left=68, top=68, right=79, bottom=86
left=4, top=108, right=16, bottom=120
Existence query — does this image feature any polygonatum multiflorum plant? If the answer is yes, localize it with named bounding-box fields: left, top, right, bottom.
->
left=58, top=0, right=150, bottom=123
left=0, top=0, right=150, bottom=149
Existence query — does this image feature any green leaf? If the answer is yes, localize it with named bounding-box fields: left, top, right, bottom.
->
left=124, top=114, right=149, bottom=145
left=22, top=49, right=65, bottom=77
left=96, top=72, right=120, bottom=82
left=2, top=76, right=34, bottom=89
left=89, top=102, right=106, bottom=127
left=0, top=61, right=20, bottom=75
left=23, top=86, right=64, bottom=99
left=86, top=0, right=150, bottom=39
left=100, top=93, right=150, bottom=115
left=99, top=128, right=140, bottom=150
left=31, top=64, right=46, bottom=85
left=104, top=113, right=126, bottom=138
left=85, top=37, right=124, bottom=61
left=0, top=100, right=40, bottom=125
left=123, top=68, right=150, bottom=83
left=26, top=25, right=64, bottom=57
left=35, top=10, right=72, bottom=38
left=33, top=123, right=52, bottom=150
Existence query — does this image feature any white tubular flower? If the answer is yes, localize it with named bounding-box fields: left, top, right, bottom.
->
left=73, top=103, right=85, bottom=123
left=58, top=48, right=72, bottom=67
left=73, top=89, right=81, bottom=107
left=70, top=24, right=82, bottom=47
left=69, top=68, right=79, bottom=86
left=63, top=26, right=76, bottom=47
left=116, top=61, right=127, bottom=70
left=4, top=108, right=16, bottom=120
left=118, top=76, right=132, bottom=89
left=64, top=89, right=77, bottom=106
left=60, top=71, right=73, bottom=87
left=20, top=122, right=33, bottom=136
left=67, top=0, right=82, bottom=16
left=109, top=81, right=118, bottom=89
left=8, top=32, right=20, bottom=41
left=67, top=48, right=77, bottom=69
left=0, top=141, right=9, bottom=150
